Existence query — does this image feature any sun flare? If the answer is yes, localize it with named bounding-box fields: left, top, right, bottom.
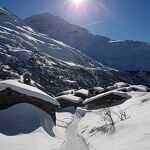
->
left=73, top=0, right=83, bottom=5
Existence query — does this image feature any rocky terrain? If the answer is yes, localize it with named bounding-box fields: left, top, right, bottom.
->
left=25, top=12, right=150, bottom=71
left=0, top=7, right=131, bottom=95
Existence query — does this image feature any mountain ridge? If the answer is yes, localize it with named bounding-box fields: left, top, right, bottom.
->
left=0, top=7, right=132, bottom=94
left=25, top=12, right=150, bottom=71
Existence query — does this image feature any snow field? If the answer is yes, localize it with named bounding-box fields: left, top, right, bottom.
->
left=77, top=91, right=150, bottom=150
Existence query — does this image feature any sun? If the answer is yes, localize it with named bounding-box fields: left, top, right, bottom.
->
left=73, top=0, right=83, bottom=5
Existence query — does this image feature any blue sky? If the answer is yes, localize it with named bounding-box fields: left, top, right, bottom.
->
left=0, top=0, right=150, bottom=42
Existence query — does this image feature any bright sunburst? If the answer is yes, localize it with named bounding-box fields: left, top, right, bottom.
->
left=73, top=0, right=83, bottom=5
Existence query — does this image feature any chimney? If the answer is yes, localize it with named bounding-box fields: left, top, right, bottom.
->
left=23, top=72, right=31, bottom=85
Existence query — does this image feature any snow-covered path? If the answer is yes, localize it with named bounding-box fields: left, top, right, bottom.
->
left=62, top=114, right=88, bottom=150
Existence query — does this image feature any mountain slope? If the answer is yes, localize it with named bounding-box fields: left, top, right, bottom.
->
left=25, top=13, right=150, bottom=71
left=0, top=7, right=131, bottom=94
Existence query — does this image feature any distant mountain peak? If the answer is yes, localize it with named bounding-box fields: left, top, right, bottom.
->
left=25, top=12, right=150, bottom=71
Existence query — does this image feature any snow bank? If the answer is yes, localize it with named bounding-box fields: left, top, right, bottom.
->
left=62, top=114, right=88, bottom=150
left=0, top=80, right=59, bottom=106
left=54, top=108, right=74, bottom=149
left=0, top=103, right=55, bottom=136
left=0, top=103, right=64, bottom=150
left=77, top=91, right=150, bottom=150
left=76, top=107, right=90, bottom=117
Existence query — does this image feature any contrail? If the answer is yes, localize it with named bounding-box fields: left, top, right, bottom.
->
left=82, top=20, right=103, bottom=27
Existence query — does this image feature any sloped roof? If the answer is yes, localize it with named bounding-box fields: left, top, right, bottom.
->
left=75, top=89, right=89, bottom=97
left=83, top=90, right=131, bottom=104
left=113, top=82, right=130, bottom=88
left=0, top=80, right=60, bottom=106
left=56, top=94, right=82, bottom=104
left=57, top=89, right=75, bottom=96
left=93, top=87, right=104, bottom=92
left=117, top=85, right=149, bottom=92
left=127, top=85, right=148, bottom=92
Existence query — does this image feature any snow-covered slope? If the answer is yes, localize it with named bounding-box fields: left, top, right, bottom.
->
left=25, top=13, right=150, bottom=71
left=0, top=8, right=101, bottom=68
left=0, top=7, right=131, bottom=94
left=77, top=90, right=150, bottom=150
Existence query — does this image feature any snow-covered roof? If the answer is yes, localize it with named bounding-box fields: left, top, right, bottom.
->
left=83, top=90, right=131, bottom=104
left=93, top=87, right=104, bottom=92
left=127, top=85, right=148, bottom=92
left=117, top=85, right=149, bottom=92
left=113, top=82, right=130, bottom=88
left=75, top=89, right=89, bottom=97
left=0, top=80, right=60, bottom=106
left=58, top=89, right=75, bottom=95
left=56, top=94, right=82, bottom=104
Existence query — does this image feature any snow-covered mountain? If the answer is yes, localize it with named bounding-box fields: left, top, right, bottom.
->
left=0, top=7, right=131, bottom=94
left=25, top=13, right=150, bottom=71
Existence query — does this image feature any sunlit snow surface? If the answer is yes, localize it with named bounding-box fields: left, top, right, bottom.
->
left=0, top=80, right=59, bottom=106
left=0, top=85, right=150, bottom=150
left=77, top=89, right=150, bottom=150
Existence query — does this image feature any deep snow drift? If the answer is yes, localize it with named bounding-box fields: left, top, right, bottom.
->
left=77, top=90, right=150, bottom=150
left=0, top=104, right=74, bottom=150
left=1, top=85, right=150, bottom=150
left=0, top=103, right=55, bottom=136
